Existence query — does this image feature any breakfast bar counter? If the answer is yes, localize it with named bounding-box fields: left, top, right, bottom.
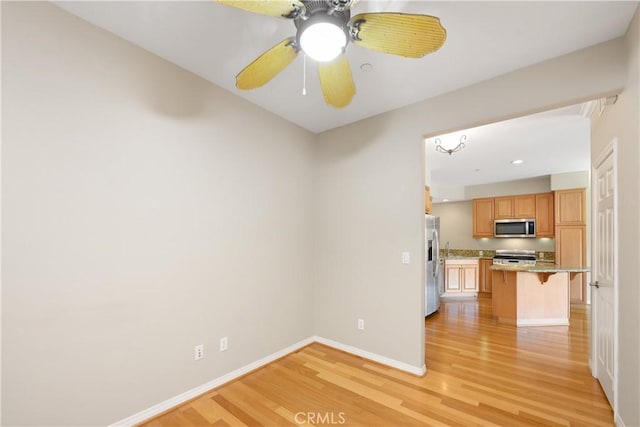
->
left=490, top=264, right=590, bottom=326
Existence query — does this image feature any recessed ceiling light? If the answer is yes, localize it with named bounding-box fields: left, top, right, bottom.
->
left=511, top=159, right=524, bottom=165
left=442, top=199, right=449, bottom=202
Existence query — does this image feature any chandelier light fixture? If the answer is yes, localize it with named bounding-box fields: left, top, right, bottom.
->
left=435, top=134, right=467, bottom=155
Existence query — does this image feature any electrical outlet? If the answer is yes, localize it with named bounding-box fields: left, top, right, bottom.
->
left=401, top=251, right=410, bottom=264
left=357, top=319, right=365, bottom=330
left=194, top=344, right=204, bottom=360
left=219, top=337, right=228, bottom=352
left=479, top=250, right=484, bottom=256
left=539, top=252, right=544, bottom=259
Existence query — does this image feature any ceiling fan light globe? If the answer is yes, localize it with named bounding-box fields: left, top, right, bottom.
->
left=300, top=22, right=346, bottom=62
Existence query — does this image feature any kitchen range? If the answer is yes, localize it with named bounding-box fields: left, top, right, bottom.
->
left=492, top=249, right=537, bottom=266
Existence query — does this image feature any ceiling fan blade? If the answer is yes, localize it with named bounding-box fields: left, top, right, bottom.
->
left=349, top=13, right=446, bottom=58
left=236, top=37, right=298, bottom=90
left=216, top=0, right=304, bottom=18
left=318, top=54, right=355, bottom=108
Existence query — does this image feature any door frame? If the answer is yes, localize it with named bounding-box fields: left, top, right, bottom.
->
left=590, top=138, right=619, bottom=418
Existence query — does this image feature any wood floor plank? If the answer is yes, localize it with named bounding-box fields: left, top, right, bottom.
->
left=140, top=298, right=613, bottom=426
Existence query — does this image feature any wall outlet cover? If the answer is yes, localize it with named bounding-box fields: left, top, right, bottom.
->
left=194, top=344, right=204, bottom=360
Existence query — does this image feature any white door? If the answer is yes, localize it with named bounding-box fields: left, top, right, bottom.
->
left=592, top=143, right=617, bottom=408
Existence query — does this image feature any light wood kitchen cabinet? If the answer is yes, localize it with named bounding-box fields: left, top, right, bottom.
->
left=491, top=270, right=517, bottom=320
left=554, top=188, right=587, bottom=303
left=424, top=186, right=432, bottom=214
left=495, top=194, right=536, bottom=219
left=555, top=225, right=586, bottom=303
left=472, top=198, right=494, bottom=237
left=535, top=192, right=555, bottom=237
left=555, top=189, right=586, bottom=225
left=514, top=194, right=536, bottom=218
left=444, top=259, right=479, bottom=295
left=479, top=258, right=493, bottom=293
left=445, top=264, right=461, bottom=292
left=494, top=196, right=515, bottom=219
left=473, top=191, right=563, bottom=239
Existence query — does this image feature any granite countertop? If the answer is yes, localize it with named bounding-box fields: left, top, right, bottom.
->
left=440, top=249, right=555, bottom=263
left=490, top=264, right=590, bottom=273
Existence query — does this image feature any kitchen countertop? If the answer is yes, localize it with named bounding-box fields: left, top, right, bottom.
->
left=490, top=264, right=589, bottom=273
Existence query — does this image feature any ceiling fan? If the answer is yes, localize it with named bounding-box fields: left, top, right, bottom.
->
left=216, top=0, right=446, bottom=108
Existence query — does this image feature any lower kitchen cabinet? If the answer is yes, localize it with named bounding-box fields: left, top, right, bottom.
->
left=443, top=259, right=479, bottom=296
left=479, top=258, right=493, bottom=294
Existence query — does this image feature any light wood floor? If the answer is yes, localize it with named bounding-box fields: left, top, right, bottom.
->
left=142, top=298, right=613, bottom=426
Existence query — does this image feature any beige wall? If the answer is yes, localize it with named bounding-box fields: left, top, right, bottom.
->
left=314, top=36, right=626, bottom=372
left=464, top=175, right=551, bottom=200
left=2, top=1, right=636, bottom=426
left=550, top=171, right=590, bottom=189
left=590, top=6, right=640, bottom=426
left=313, top=119, right=427, bottom=368
left=2, top=2, right=315, bottom=425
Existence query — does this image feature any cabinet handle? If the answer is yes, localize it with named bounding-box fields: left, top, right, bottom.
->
left=589, top=281, right=599, bottom=288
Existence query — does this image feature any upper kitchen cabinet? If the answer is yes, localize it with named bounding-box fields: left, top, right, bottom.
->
left=495, top=194, right=536, bottom=219
left=514, top=194, right=536, bottom=218
left=473, top=198, right=494, bottom=237
left=472, top=191, right=559, bottom=238
left=535, top=192, right=554, bottom=237
left=555, top=188, right=586, bottom=225
left=494, top=196, right=515, bottom=219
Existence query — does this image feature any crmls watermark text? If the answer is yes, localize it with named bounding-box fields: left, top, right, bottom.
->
left=294, top=411, right=346, bottom=425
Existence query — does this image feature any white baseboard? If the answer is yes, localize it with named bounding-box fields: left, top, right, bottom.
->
left=516, top=318, right=569, bottom=326
left=313, top=336, right=426, bottom=376
left=109, top=337, right=314, bottom=427
left=110, top=335, right=425, bottom=426
left=440, top=292, right=477, bottom=299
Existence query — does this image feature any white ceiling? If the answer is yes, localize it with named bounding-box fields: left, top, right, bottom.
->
left=52, top=1, right=635, bottom=193
left=54, top=1, right=636, bottom=134
left=425, top=102, right=592, bottom=199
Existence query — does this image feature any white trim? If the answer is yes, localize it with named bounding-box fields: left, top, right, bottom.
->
left=591, top=138, right=619, bottom=421
left=313, top=336, right=426, bottom=376
left=615, top=413, right=626, bottom=427
left=516, top=318, right=569, bottom=327
left=109, top=337, right=314, bottom=427
left=440, top=292, right=478, bottom=299
left=580, top=100, right=598, bottom=118
left=110, top=336, right=426, bottom=426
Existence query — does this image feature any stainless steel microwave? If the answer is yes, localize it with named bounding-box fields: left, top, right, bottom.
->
left=494, top=218, right=536, bottom=238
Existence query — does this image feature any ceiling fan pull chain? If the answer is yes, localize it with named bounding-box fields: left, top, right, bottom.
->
left=302, top=53, right=307, bottom=95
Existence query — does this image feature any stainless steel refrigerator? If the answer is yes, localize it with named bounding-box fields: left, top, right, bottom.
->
left=425, top=215, right=441, bottom=316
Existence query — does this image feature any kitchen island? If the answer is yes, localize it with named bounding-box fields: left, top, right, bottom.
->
left=490, top=264, right=589, bottom=326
